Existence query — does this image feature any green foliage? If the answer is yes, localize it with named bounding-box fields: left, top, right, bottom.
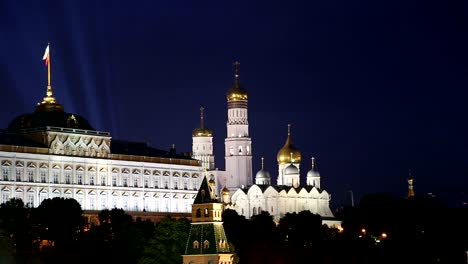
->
left=138, top=216, right=190, bottom=264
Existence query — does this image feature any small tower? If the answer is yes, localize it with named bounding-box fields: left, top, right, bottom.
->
left=221, top=186, right=231, bottom=204
left=407, top=170, right=415, bottom=198
left=225, top=61, right=253, bottom=189
left=183, top=177, right=236, bottom=264
left=306, top=157, right=321, bottom=188
left=255, top=157, right=271, bottom=185
left=277, top=124, right=301, bottom=185
left=192, top=107, right=215, bottom=170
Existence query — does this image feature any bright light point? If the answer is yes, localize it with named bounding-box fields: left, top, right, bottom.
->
left=337, top=226, right=344, bottom=232
left=361, top=228, right=366, bottom=233
left=381, top=233, right=387, bottom=238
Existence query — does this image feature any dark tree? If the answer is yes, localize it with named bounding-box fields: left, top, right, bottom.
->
left=0, top=198, right=37, bottom=261
left=138, top=216, right=190, bottom=264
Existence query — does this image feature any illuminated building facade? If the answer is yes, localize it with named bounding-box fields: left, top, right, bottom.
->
left=0, top=82, right=202, bottom=216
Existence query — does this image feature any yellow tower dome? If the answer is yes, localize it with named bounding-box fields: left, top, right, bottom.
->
left=192, top=107, right=213, bottom=137
left=221, top=186, right=230, bottom=195
left=226, top=61, right=248, bottom=101
left=277, top=124, right=302, bottom=164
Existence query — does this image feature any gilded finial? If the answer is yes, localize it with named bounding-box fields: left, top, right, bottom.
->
left=311, top=157, right=315, bottom=170
left=261, top=157, right=264, bottom=170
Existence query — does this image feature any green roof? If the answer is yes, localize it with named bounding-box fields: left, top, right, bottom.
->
left=184, top=223, right=233, bottom=255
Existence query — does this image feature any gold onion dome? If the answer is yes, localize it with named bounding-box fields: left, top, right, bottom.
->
left=277, top=124, right=302, bottom=164
left=192, top=106, right=213, bottom=137
left=192, top=127, right=213, bottom=137
left=227, top=61, right=248, bottom=101
left=221, top=186, right=230, bottom=195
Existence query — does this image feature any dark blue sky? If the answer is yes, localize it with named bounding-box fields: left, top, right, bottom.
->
left=0, top=0, right=467, bottom=208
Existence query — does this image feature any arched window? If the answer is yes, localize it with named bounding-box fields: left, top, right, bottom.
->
left=193, top=240, right=199, bottom=249
left=258, top=206, right=261, bottom=213
left=204, top=208, right=209, bottom=217
left=196, top=208, right=201, bottom=217
left=219, top=239, right=226, bottom=249
left=253, top=207, right=257, bottom=215
left=203, top=240, right=210, bottom=249
left=238, top=146, right=243, bottom=155
left=229, top=147, right=234, bottom=156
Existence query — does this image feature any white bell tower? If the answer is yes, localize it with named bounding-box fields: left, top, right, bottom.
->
left=225, top=61, right=253, bottom=189
left=192, top=107, right=215, bottom=171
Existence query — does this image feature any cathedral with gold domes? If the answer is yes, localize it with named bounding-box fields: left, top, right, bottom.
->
left=191, top=62, right=339, bottom=226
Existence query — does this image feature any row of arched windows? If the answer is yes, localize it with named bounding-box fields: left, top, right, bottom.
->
left=193, top=240, right=210, bottom=249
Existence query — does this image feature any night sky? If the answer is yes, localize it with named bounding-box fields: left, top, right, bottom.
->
left=1, top=0, right=467, bottom=209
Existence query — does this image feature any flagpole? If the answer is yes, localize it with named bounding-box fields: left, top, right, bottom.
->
left=47, top=42, right=52, bottom=96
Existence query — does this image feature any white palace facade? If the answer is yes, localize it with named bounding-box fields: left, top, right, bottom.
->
left=0, top=82, right=203, bottom=216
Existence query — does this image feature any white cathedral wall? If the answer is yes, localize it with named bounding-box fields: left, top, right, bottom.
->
left=0, top=150, right=202, bottom=213
left=230, top=185, right=335, bottom=221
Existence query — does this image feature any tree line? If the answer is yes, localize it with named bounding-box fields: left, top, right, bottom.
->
left=0, top=194, right=466, bottom=264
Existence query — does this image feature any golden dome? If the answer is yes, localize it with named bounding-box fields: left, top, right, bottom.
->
left=277, top=124, right=302, bottom=164
left=227, top=61, right=248, bottom=101
left=192, top=127, right=213, bottom=137
left=192, top=106, right=213, bottom=137
left=227, top=84, right=248, bottom=101
left=221, top=186, right=230, bottom=195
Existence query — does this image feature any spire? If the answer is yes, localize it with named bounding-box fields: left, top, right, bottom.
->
left=233, top=60, right=240, bottom=86
left=200, top=106, right=205, bottom=129
left=311, top=157, right=315, bottom=170
left=261, top=157, right=264, bottom=170
left=193, top=176, right=218, bottom=204
left=284, top=124, right=293, bottom=149
left=407, top=170, right=415, bottom=198
left=36, top=43, right=63, bottom=112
